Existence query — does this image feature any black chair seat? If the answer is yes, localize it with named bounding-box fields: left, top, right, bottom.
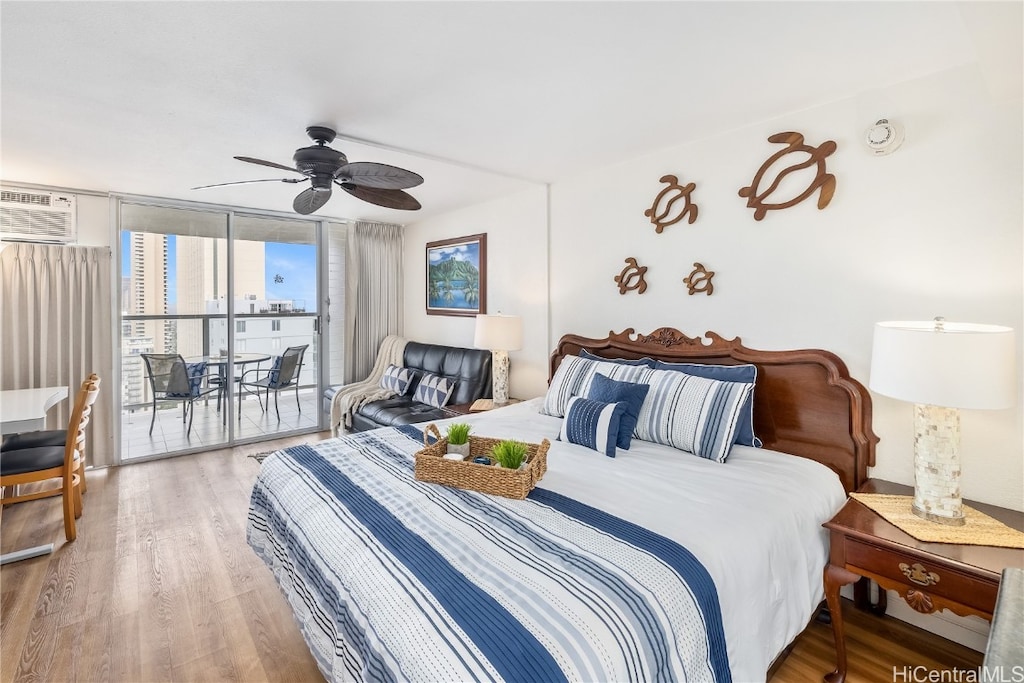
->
left=356, top=397, right=454, bottom=426
left=242, top=378, right=295, bottom=390
left=0, top=445, right=66, bottom=476
left=2, top=429, right=65, bottom=451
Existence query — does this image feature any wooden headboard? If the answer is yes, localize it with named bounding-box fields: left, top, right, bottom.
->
left=551, top=327, right=878, bottom=493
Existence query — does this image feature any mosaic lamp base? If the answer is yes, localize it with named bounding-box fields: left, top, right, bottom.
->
left=491, top=350, right=510, bottom=406
left=912, top=403, right=966, bottom=526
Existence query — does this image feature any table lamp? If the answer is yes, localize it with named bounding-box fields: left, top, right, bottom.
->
left=473, top=313, right=522, bottom=405
left=869, top=318, right=1015, bottom=525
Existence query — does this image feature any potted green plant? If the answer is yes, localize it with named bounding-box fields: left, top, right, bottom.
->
left=445, top=423, right=472, bottom=458
left=491, top=439, right=529, bottom=469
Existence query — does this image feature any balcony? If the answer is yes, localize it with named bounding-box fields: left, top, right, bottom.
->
left=121, top=386, right=321, bottom=459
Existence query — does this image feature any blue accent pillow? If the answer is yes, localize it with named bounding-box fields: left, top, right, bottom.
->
left=167, top=361, right=207, bottom=398
left=652, top=361, right=761, bottom=448
left=413, top=372, right=456, bottom=408
left=558, top=396, right=627, bottom=458
left=586, top=373, right=649, bottom=450
left=379, top=364, right=415, bottom=395
left=580, top=349, right=655, bottom=367
left=267, top=356, right=284, bottom=386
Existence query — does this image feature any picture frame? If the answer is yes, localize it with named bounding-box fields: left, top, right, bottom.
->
left=425, top=233, right=487, bottom=317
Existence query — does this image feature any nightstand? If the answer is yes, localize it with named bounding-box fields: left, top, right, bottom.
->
left=468, top=398, right=521, bottom=412
left=822, top=479, right=1024, bottom=683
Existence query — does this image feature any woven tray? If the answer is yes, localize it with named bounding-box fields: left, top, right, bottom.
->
left=414, top=423, right=549, bottom=500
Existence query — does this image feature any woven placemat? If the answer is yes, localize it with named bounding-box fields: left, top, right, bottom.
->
left=850, top=493, right=1024, bottom=548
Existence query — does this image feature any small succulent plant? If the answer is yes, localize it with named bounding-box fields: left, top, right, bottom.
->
left=491, top=439, right=528, bottom=469
left=446, top=423, right=471, bottom=446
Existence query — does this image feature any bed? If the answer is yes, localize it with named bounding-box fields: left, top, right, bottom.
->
left=248, top=327, right=878, bottom=682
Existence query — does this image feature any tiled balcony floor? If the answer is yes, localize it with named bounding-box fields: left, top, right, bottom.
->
left=122, top=388, right=322, bottom=460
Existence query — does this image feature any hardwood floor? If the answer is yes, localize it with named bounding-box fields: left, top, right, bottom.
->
left=1, top=434, right=983, bottom=683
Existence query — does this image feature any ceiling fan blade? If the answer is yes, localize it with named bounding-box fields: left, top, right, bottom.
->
left=339, top=183, right=421, bottom=210
left=191, top=178, right=307, bottom=190
left=335, top=162, right=424, bottom=189
left=235, top=156, right=305, bottom=174
left=293, top=187, right=333, bottom=215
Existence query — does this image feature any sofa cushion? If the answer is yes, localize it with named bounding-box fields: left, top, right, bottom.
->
left=356, top=396, right=457, bottom=427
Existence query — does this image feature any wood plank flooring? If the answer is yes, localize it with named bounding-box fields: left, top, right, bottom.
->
left=1, top=434, right=983, bottom=683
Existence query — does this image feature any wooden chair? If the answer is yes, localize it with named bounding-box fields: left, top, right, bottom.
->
left=238, top=344, right=308, bottom=420
left=0, top=377, right=100, bottom=542
left=1, top=373, right=100, bottom=494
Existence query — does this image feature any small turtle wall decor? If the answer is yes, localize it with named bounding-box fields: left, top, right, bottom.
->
left=683, top=262, right=715, bottom=296
left=644, top=174, right=698, bottom=233
left=738, top=132, right=837, bottom=221
left=614, top=257, right=649, bottom=295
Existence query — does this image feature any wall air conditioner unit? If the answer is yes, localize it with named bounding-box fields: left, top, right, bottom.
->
left=0, top=187, right=78, bottom=243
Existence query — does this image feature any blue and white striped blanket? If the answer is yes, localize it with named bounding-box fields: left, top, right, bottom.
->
left=248, top=425, right=731, bottom=683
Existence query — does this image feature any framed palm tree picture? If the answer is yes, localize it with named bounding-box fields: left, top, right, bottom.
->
left=425, top=233, right=487, bottom=317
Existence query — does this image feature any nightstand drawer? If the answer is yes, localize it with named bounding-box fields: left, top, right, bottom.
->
left=845, top=539, right=999, bottom=615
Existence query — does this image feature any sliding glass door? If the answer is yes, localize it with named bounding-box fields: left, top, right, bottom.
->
left=118, top=201, right=329, bottom=461
left=231, top=215, right=320, bottom=439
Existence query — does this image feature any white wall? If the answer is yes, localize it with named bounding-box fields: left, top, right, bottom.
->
left=403, top=185, right=550, bottom=400
left=75, top=193, right=113, bottom=246
left=549, top=63, right=1023, bottom=512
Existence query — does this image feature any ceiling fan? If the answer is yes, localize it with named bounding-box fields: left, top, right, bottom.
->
left=193, top=126, right=423, bottom=214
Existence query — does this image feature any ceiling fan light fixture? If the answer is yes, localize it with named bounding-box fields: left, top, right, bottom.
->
left=194, top=126, right=423, bottom=214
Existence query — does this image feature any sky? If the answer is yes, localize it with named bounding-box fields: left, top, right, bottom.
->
left=122, top=232, right=316, bottom=310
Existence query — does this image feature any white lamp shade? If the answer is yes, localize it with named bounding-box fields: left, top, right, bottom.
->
left=870, top=320, right=1016, bottom=409
left=474, top=314, right=522, bottom=351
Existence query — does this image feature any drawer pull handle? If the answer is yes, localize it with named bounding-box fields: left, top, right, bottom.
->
left=899, top=562, right=940, bottom=587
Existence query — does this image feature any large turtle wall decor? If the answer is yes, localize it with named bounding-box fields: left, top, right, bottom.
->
left=739, top=132, right=837, bottom=221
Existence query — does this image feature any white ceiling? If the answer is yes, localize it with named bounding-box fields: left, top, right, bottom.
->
left=0, top=1, right=1014, bottom=223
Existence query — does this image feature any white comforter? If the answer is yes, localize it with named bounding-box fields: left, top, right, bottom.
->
left=436, top=399, right=847, bottom=682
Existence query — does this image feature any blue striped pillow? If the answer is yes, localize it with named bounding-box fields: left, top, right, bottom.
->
left=579, top=349, right=655, bottom=367
left=558, top=397, right=627, bottom=458
left=379, top=364, right=415, bottom=395
left=633, top=367, right=754, bottom=463
left=586, top=373, right=649, bottom=450
left=653, top=361, right=761, bottom=448
left=541, top=355, right=648, bottom=418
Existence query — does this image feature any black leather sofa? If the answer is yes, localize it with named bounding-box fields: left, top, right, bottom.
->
left=350, top=341, right=493, bottom=432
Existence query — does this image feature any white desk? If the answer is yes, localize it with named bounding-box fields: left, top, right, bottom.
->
left=0, top=386, right=69, bottom=435
left=0, top=385, right=68, bottom=566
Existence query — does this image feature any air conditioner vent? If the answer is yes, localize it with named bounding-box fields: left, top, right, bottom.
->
left=0, top=187, right=77, bottom=243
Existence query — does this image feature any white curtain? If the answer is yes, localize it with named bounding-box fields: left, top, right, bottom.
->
left=0, top=242, right=114, bottom=468
left=345, top=222, right=404, bottom=382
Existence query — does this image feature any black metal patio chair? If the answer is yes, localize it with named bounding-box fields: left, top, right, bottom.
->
left=140, top=353, right=219, bottom=437
left=237, top=345, right=308, bottom=420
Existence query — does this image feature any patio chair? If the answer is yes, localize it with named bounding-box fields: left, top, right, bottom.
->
left=0, top=376, right=100, bottom=542
left=141, top=353, right=219, bottom=437
left=238, top=344, right=308, bottom=420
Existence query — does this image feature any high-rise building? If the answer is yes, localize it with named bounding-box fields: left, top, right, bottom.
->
left=123, top=232, right=172, bottom=407
left=175, top=237, right=265, bottom=357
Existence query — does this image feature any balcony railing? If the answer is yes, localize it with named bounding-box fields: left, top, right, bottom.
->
left=121, top=312, right=318, bottom=411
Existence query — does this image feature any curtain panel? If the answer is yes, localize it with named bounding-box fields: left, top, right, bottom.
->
left=345, top=222, right=404, bottom=383
left=0, top=242, right=114, bottom=468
